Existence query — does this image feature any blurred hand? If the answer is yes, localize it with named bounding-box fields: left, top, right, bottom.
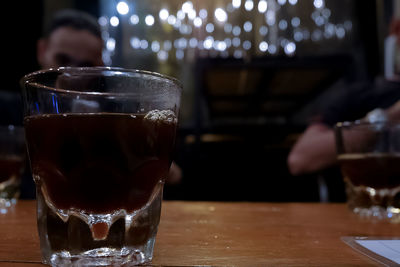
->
left=386, top=100, right=400, bottom=121
left=166, top=161, right=182, bottom=184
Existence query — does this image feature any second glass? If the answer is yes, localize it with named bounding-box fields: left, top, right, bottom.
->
left=335, top=121, right=400, bottom=222
left=21, top=67, right=181, bottom=266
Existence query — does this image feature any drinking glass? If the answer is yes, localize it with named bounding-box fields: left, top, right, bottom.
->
left=20, top=67, right=181, bottom=266
left=0, top=125, right=25, bottom=212
left=335, top=121, right=400, bottom=221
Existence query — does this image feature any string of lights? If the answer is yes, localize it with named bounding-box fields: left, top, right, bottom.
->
left=99, top=0, right=353, bottom=65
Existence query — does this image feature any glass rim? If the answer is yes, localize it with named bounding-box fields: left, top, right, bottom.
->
left=20, top=66, right=183, bottom=96
left=335, top=120, right=400, bottom=129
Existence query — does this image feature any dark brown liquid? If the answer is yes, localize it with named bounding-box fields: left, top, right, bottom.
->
left=24, top=112, right=176, bottom=213
left=0, top=156, right=24, bottom=183
left=338, top=154, right=400, bottom=189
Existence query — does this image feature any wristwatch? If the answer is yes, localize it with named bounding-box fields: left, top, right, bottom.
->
left=365, top=108, right=388, bottom=123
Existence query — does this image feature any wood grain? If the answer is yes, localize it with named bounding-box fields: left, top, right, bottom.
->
left=1, top=201, right=399, bottom=266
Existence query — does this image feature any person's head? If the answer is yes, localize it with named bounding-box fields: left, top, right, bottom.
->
left=37, top=9, right=104, bottom=69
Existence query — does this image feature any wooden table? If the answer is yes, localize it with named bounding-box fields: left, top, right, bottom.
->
left=0, top=201, right=398, bottom=266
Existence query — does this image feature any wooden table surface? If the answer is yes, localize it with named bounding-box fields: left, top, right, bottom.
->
left=0, top=201, right=399, bottom=266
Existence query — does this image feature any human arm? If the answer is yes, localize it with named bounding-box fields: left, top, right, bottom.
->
left=287, top=100, right=400, bottom=176
left=287, top=123, right=337, bottom=176
left=167, top=161, right=182, bottom=184
left=386, top=100, right=400, bottom=121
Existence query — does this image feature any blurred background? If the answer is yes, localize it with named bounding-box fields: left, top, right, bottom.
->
left=5, top=0, right=398, bottom=202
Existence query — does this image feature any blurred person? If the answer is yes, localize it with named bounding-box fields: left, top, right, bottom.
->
left=18, top=9, right=182, bottom=199
left=37, top=9, right=104, bottom=68
left=16, top=9, right=106, bottom=199
left=39, top=9, right=182, bottom=184
left=288, top=19, right=400, bottom=177
left=288, top=95, right=400, bottom=176
left=0, top=9, right=104, bottom=129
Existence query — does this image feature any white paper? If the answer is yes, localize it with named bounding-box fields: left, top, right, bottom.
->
left=356, top=240, right=400, bottom=264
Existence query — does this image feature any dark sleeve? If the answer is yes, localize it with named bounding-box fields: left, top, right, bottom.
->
left=0, top=91, right=23, bottom=126
left=321, top=82, right=373, bottom=127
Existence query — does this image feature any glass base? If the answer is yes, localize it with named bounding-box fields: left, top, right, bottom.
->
left=345, top=179, right=400, bottom=222
left=48, top=246, right=151, bottom=266
left=36, top=182, right=163, bottom=266
left=0, top=176, right=20, bottom=213
left=351, top=205, right=400, bottom=222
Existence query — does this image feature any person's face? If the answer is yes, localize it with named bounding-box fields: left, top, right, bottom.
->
left=37, top=26, right=104, bottom=69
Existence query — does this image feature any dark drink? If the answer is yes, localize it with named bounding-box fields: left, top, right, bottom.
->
left=24, top=112, right=177, bottom=214
left=338, top=153, right=400, bottom=189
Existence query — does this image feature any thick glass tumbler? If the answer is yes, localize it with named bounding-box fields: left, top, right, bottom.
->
left=335, top=121, right=400, bottom=221
left=20, top=67, right=181, bottom=266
